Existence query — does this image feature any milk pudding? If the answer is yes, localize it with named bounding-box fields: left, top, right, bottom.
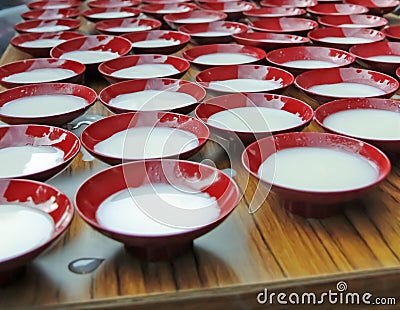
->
left=59, top=50, right=120, bottom=64
left=20, top=39, right=66, bottom=48
left=131, top=39, right=180, bottom=48
left=0, top=95, right=87, bottom=117
left=339, top=24, right=371, bottom=28
left=367, top=55, right=400, bottom=63
left=323, top=109, right=400, bottom=140
left=3, top=68, right=76, bottom=83
left=106, top=25, right=152, bottom=32
left=208, top=78, right=283, bottom=92
left=308, top=83, right=385, bottom=97
left=26, top=25, right=71, bottom=33
left=0, top=204, right=54, bottom=261
left=193, top=53, right=259, bottom=65
left=110, top=64, right=180, bottom=79
left=93, top=126, right=199, bottom=159
left=257, top=147, right=379, bottom=191
left=109, top=90, right=197, bottom=111
left=319, top=37, right=375, bottom=44
left=156, top=7, right=191, bottom=13
left=282, top=60, right=338, bottom=69
left=89, top=11, right=136, bottom=19
left=207, top=107, right=303, bottom=132
left=96, top=183, right=219, bottom=235
left=193, top=31, right=231, bottom=37
left=0, top=145, right=64, bottom=178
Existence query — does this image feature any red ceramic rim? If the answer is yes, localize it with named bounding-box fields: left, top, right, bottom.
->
left=318, top=15, right=389, bottom=29
left=248, top=17, right=318, bottom=33
left=82, top=7, right=141, bottom=22
left=163, top=10, right=228, bottom=25
left=260, top=0, right=317, bottom=8
left=88, top=0, right=141, bottom=8
left=14, top=18, right=80, bottom=33
left=244, top=7, right=306, bottom=18
left=198, top=1, right=257, bottom=13
left=178, top=21, right=248, bottom=36
left=139, top=3, right=198, bottom=14
left=27, top=0, right=81, bottom=10
left=95, top=18, right=162, bottom=35
left=306, top=3, right=369, bottom=16
left=308, top=28, right=386, bottom=45
left=21, top=8, right=81, bottom=20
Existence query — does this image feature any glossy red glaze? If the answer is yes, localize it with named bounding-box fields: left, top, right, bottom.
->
left=21, top=8, right=80, bottom=20
left=295, top=67, right=399, bottom=103
left=242, top=132, right=391, bottom=218
left=306, top=3, right=368, bottom=16
left=318, top=15, right=388, bottom=30
left=0, top=179, right=74, bottom=285
left=344, top=0, right=399, bottom=16
left=139, top=3, right=198, bottom=20
left=0, top=124, right=80, bottom=181
left=232, top=32, right=309, bottom=51
left=195, top=64, right=294, bottom=95
left=314, top=98, right=400, bottom=154
left=142, top=0, right=191, bottom=4
left=98, top=54, right=190, bottom=83
left=99, top=78, right=206, bottom=114
left=266, top=46, right=355, bottom=75
left=243, top=7, right=306, bottom=19
left=260, top=0, right=317, bottom=7
left=88, top=0, right=141, bottom=8
left=195, top=93, right=313, bottom=145
left=308, top=27, right=385, bottom=50
left=182, top=44, right=266, bottom=70
left=14, top=18, right=80, bottom=34
left=80, top=111, right=209, bottom=165
left=178, top=21, right=248, bottom=45
left=82, top=7, right=141, bottom=22
left=163, top=10, right=227, bottom=29
left=248, top=17, right=318, bottom=35
left=0, top=58, right=85, bottom=89
left=95, top=18, right=162, bottom=35
left=383, top=25, right=400, bottom=41
left=197, top=2, right=256, bottom=20
left=75, top=159, right=240, bottom=261
left=0, top=83, right=96, bottom=126
left=397, top=66, right=400, bottom=80
left=27, top=0, right=80, bottom=10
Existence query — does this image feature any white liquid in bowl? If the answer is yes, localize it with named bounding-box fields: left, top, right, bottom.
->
left=175, top=17, right=216, bottom=23
left=193, top=31, right=232, bottom=37
left=110, top=64, right=180, bottom=79
left=208, top=78, right=283, bottom=92
left=26, top=25, right=70, bottom=33
left=282, top=59, right=338, bottom=69
left=193, top=53, right=259, bottom=65
left=89, top=12, right=136, bottom=19
left=257, top=147, right=379, bottom=191
left=60, top=50, right=120, bottom=64
left=3, top=68, right=76, bottom=83
left=338, top=23, right=371, bottom=28
left=319, top=36, right=375, bottom=44
left=131, top=39, right=180, bottom=48
left=20, top=39, right=66, bottom=48
left=308, top=83, right=386, bottom=97
left=106, top=25, right=152, bottom=32
left=367, top=55, right=400, bottom=63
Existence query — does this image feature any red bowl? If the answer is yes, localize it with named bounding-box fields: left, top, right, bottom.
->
left=306, top=3, right=369, bottom=16
left=382, top=25, right=400, bottom=41
left=50, top=35, right=131, bottom=70
left=308, top=27, right=385, bottom=51
left=99, top=78, right=206, bottom=114
left=21, top=8, right=80, bottom=20
left=0, top=83, right=96, bottom=126
left=350, top=42, right=400, bottom=76
left=182, top=44, right=266, bottom=70
left=233, top=32, right=310, bottom=51
left=163, top=10, right=227, bottom=30
left=0, top=124, right=80, bottom=181
left=295, top=67, right=399, bottom=103
left=242, top=132, right=390, bottom=218
left=0, top=179, right=73, bottom=285
left=139, top=3, right=198, bottom=20
left=82, top=7, right=141, bottom=23
left=266, top=46, right=355, bottom=75
left=95, top=18, right=162, bottom=35
left=88, top=0, right=141, bottom=8
left=122, top=30, right=190, bottom=54
left=27, top=0, right=80, bottom=10
left=243, top=7, right=306, bottom=19
left=260, top=0, right=317, bottom=8
left=314, top=98, right=400, bottom=154
left=74, top=159, right=239, bottom=261
left=248, top=17, right=318, bottom=35
left=195, top=93, right=313, bottom=145
left=178, top=21, right=248, bottom=45
left=142, top=0, right=191, bottom=3
left=80, top=111, right=209, bottom=165
left=195, top=64, right=294, bottom=95
left=10, top=31, right=84, bottom=58
left=344, top=0, right=399, bottom=16
left=197, top=2, right=256, bottom=20
left=0, top=58, right=85, bottom=89
left=318, top=14, right=389, bottom=30
left=99, top=54, right=190, bottom=83
left=14, top=18, right=80, bottom=34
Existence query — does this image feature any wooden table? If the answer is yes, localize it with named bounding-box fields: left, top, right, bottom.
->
left=1, top=7, right=400, bottom=309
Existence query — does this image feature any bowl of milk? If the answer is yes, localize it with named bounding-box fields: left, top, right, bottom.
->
left=0, top=83, right=97, bottom=126
left=0, top=124, right=80, bottom=181
left=383, top=25, right=400, bottom=42
left=243, top=7, right=306, bottom=19
left=0, top=58, right=85, bottom=89
left=139, top=3, right=198, bottom=21
left=259, top=0, right=317, bottom=8
left=195, top=64, right=294, bottom=96
left=143, top=0, right=191, bottom=4
left=182, top=43, right=266, bottom=70
left=28, top=0, right=81, bottom=10
left=315, top=98, right=400, bottom=154
left=80, top=111, right=209, bottom=165
left=122, top=29, right=190, bottom=54
left=198, top=1, right=256, bottom=20
left=21, top=8, right=81, bottom=20
left=98, top=54, right=190, bottom=84
left=350, top=42, right=400, bottom=76
left=14, top=18, right=81, bottom=34
left=196, top=93, right=313, bottom=144
left=95, top=17, right=162, bottom=36
left=308, top=28, right=385, bottom=51
left=295, top=67, right=399, bottom=103
left=233, top=32, right=310, bottom=51
left=178, top=21, right=248, bottom=45
left=0, top=179, right=73, bottom=285
left=242, top=132, right=391, bottom=218
left=99, top=78, right=206, bottom=114
left=266, top=46, right=355, bottom=75
left=88, top=0, right=141, bottom=8
left=318, top=14, right=389, bottom=30
left=11, top=31, right=84, bottom=58
left=344, top=0, right=399, bottom=16
left=75, top=159, right=240, bottom=260
left=306, top=3, right=368, bottom=16
left=163, top=9, right=228, bottom=30
left=82, top=7, right=141, bottom=23
left=248, top=17, right=318, bottom=36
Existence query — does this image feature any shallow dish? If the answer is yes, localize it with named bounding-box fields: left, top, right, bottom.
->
left=21, top=8, right=80, bottom=20
left=260, top=0, right=317, bottom=7
left=248, top=17, right=318, bottom=36
left=382, top=25, right=400, bottom=41
left=243, top=7, right=306, bottom=19
left=344, top=0, right=399, bottom=16
left=14, top=18, right=80, bottom=34
left=163, top=10, right=227, bottom=29
left=318, top=15, right=388, bottom=30
left=232, top=32, right=309, bottom=51
left=82, top=7, right=141, bottom=23
left=306, top=3, right=368, bottom=16
left=95, top=18, right=162, bottom=35
left=88, top=0, right=141, bottom=8
left=27, top=0, right=80, bottom=10
left=139, top=3, right=198, bottom=20
left=197, top=1, right=256, bottom=20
